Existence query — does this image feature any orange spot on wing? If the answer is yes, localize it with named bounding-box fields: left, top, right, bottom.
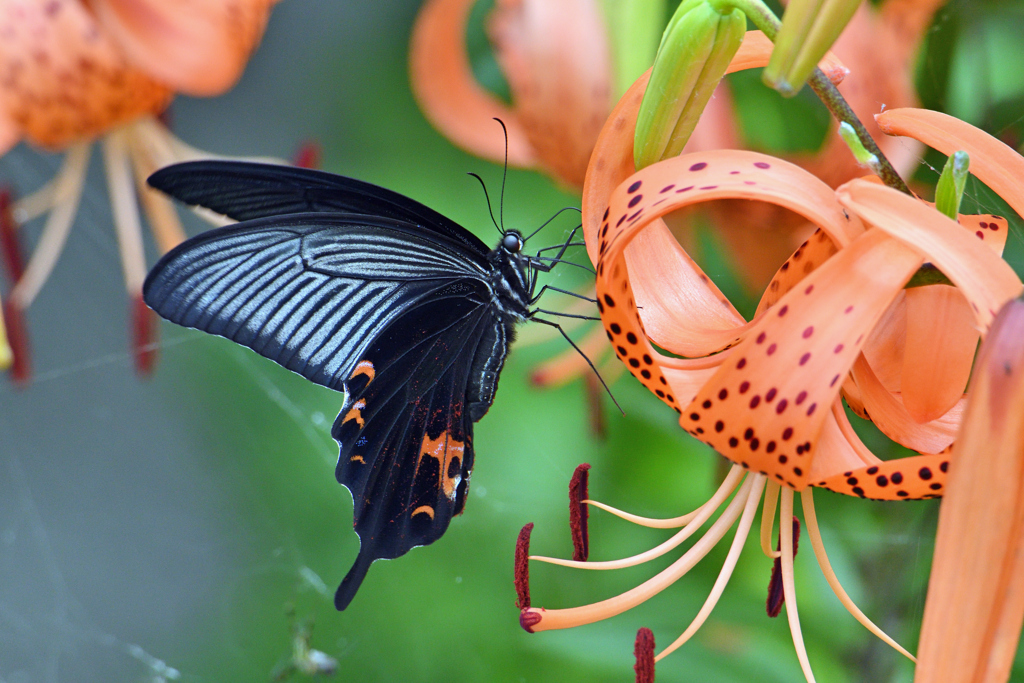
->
left=349, top=360, right=376, bottom=384
left=419, top=431, right=466, bottom=500
left=350, top=455, right=365, bottom=464
left=412, top=505, right=435, bottom=519
left=343, top=399, right=366, bottom=428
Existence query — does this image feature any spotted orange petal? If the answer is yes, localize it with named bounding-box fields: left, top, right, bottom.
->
left=409, top=0, right=535, bottom=167
left=836, top=179, right=1023, bottom=332
left=681, top=228, right=923, bottom=489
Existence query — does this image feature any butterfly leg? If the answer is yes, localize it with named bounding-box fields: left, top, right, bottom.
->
left=531, top=316, right=623, bottom=415
left=529, top=285, right=598, bottom=305
left=530, top=307, right=601, bottom=322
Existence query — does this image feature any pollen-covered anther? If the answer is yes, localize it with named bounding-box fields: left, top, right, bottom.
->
left=515, top=522, right=534, bottom=611
left=634, top=627, right=656, bottom=683
left=569, top=463, right=591, bottom=561
left=767, top=517, right=801, bottom=617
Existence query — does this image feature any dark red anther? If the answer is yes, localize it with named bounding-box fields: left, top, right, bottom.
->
left=292, top=141, right=322, bottom=169
left=634, top=627, right=655, bottom=683
left=569, top=463, right=591, bottom=561
left=3, top=299, right=30, bottom=386
left=132, top=294, right=158, bottom=376
left=515, top=522, right=534, bottom=609
left=0, top=188, right=25, bottom=283
left=766, top=516, right=801, bottom=617
left=519, top=609, right=542, bottom=633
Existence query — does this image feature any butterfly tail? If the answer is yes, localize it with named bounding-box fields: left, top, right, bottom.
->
left=335, top=549, right=376, bottom=610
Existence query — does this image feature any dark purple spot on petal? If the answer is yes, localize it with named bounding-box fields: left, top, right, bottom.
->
left=754, top=162, right=770, bottom=169
left=689, top=162, right=707, bottom=171
left=628, top=180, right=642, bottom=193
left=775, top=399, right=788, bottom=414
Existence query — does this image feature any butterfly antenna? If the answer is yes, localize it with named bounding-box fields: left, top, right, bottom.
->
left=467, top=172, right=502, bottom=236
left=532, top=317, right=624, bottom=416
left=526, top=206, right=582, bottom=242
left=494, top=118, right=509, bottom=231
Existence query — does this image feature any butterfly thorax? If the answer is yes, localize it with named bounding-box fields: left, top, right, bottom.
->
left=487, top=231, right=532, bottom=323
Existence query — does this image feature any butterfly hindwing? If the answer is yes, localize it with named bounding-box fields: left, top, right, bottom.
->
left=332, top=300, right=492, bottom=609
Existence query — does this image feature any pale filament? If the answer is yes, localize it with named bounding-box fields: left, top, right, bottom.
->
left=103, top=130, right=147, bottom=293
left=10, top=143, right=91, bottom=308
left=524, top=475, right=755, bottom=632
left=760, top=479, right=782, bottom=558
left=128, top=132, right=186, bottom=253
left=800, top=488, right=915, bottom=661
left=656, top=474, right=767, bottom=661
left=581, top=464, right=745, bottom=529
left=532, top=465, right=743, bottom=570
left=780, top=487, right=816, bottom=683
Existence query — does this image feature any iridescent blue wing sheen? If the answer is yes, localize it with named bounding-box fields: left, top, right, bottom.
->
left=146, top=160, right=491, bottom=257
left=143, top=213, right=491, bottom=392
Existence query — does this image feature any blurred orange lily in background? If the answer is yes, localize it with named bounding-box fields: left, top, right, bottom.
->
left=0, top=0, right=278, bottom=383
left=518, top=27, right=1024, bottom=677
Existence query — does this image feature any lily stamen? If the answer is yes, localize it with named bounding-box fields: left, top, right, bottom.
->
left=581, top=463, right=746, bottom=529
left=760, top=479, right=783, bottom=558
left=522, top=474, right=755, bottom=632
left=530, top=466, right=746, bottom=570
left=801, top=488, right=916, bottom=661
left=655, top=473, right=766, bottom=662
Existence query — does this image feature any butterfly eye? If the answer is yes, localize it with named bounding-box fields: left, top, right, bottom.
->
left=502, top=232, right=524, bottom=253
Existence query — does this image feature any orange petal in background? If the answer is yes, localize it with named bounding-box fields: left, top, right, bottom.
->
left=409, top=0, right=534, bottom=167
left=89, top=0, right=278, bottom=97
left=487, top=0, right=611, bottom=188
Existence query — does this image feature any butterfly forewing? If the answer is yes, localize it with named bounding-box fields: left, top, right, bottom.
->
left=147, top=160, right=490, bottom=256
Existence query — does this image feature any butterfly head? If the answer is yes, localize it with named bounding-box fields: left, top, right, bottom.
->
left=501, top=230, right=524, bottom=254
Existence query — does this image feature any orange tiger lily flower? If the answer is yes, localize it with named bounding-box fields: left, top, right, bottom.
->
left=0, top=0, right=278, bottom=383
left=518, top=57, right=1024, bottom=677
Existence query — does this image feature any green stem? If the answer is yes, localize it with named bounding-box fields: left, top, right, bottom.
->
left=707, top=0, right=912, bottom=195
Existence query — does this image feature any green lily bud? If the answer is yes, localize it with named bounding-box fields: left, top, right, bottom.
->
left=598, top=0, right=667, bottom=101
left=935, top=151, right=970, bottom=220
left=763, top=0, right=861, bottom=97
left=634, top=0, right=745, bottom=169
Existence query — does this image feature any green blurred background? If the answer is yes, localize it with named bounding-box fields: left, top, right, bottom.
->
left=2, top=1, right=1024, bottom=681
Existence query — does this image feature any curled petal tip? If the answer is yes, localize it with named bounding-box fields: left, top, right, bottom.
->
left=520, top=608, right=542, bottom=633
left=569, top=463, right=591, bottom=561
left=634, top=627, right=655, bottom=683
left=515, top=522, right=534, bottom=609
left=132, top=294, right=158, bottom=376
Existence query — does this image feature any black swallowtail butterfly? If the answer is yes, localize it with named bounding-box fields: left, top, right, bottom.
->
left=142, top=160, right=586, bottom=610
